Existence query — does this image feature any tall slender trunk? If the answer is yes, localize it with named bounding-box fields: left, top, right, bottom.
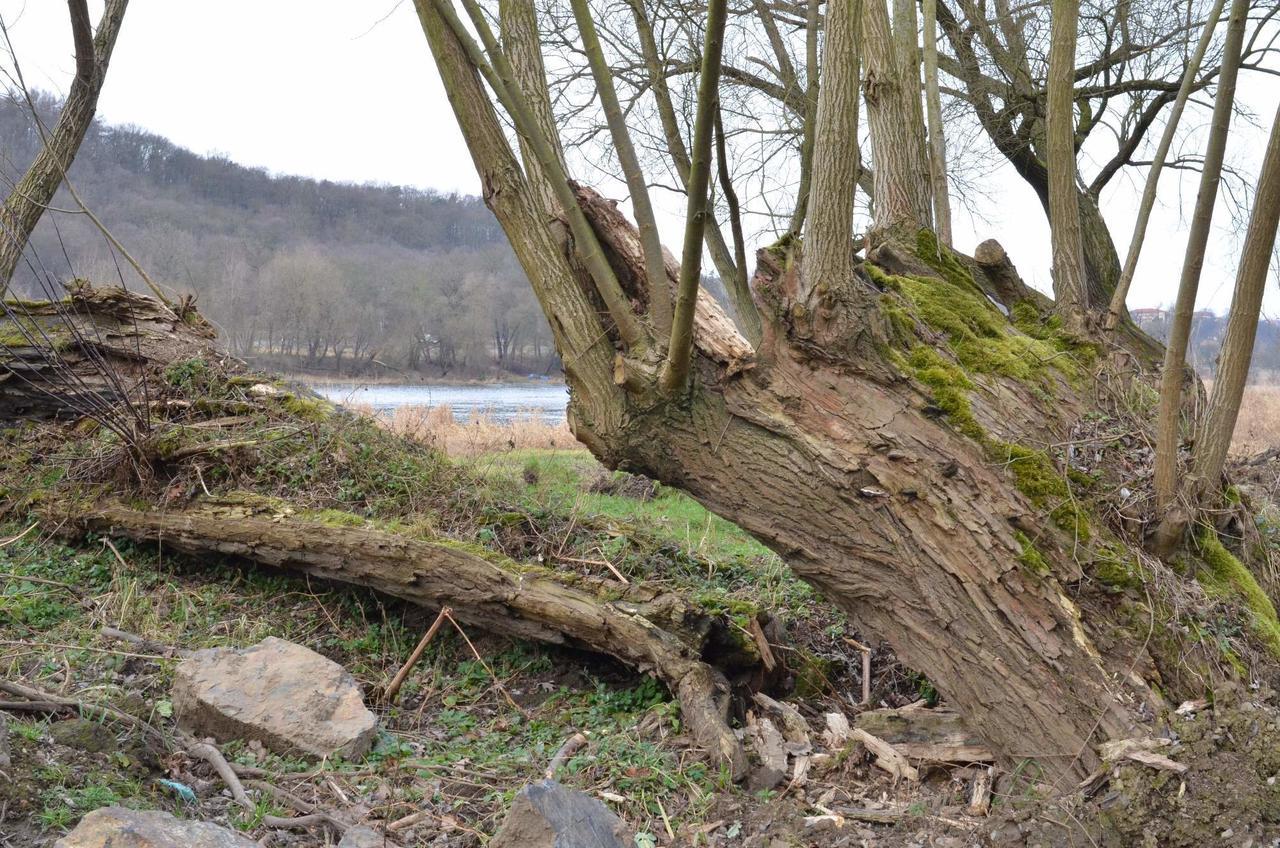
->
left=921, top=0, right=952, bottom=246
left=861, top=0, right=933, bottom=232
left=570, top=0, right=671, bottom=334
left=0, top=0, right=129, bottom=290
left=806, top=0, right=864, bottom=297
left=627, top=0, right=761, bottom=344
left=1190, top=104, right=1280, bottom=495
left=1045, top=0, right=1089, bottom=330
left=786, top=0, right=822, bottom=237
left=498, top=0, right=565, bottom=218
left=1104, top=0, right=1227, bottom=332
left=660, top=0, right=729, bottom=394
left=1152, top=0, right=1248, bottom=514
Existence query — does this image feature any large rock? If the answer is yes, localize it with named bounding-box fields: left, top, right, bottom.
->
left=53, top=807, right=258, bottom=847
left=490, top=780, right=631, bottom=848
left=172, top=636, right=377, bottom=759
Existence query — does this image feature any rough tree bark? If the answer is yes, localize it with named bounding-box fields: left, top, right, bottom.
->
left=0, top=0, right=129, bottom=290
left=1045, top=0, right=1090, bottom=328
left=861, top=0, right=933, bottom=232
left=413, top=0, right=1175, bottom=780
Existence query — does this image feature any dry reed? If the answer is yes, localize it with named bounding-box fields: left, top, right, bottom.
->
left=352, top=403, right=576, bottom=456
left=1233, top=384, right=1280, bottom=457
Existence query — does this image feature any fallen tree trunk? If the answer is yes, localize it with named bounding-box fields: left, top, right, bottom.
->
left=62, top=495, right=748, bottom=776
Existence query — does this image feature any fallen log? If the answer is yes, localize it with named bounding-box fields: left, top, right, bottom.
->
left=60, top=494, right=748, bottom=777
left=855, top=702, right=993, bottom=764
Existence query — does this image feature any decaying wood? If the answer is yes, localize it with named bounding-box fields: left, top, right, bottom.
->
left=851, top=728, right=919, bottom=781
left=61, top=496, right=748, bottom=778
left=0, top=284, right=224, bottom=422
left=856, top=703, right=994, bottom=763
left=968, top=766, right=994, bottom=816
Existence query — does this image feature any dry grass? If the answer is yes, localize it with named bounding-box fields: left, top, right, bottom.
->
left=354, top=403, right=577, bottom=456
left=1234, top=384, right=1280, bottom=457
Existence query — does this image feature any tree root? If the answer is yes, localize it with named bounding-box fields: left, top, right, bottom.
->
left=60, top=495, right=749, bottom=778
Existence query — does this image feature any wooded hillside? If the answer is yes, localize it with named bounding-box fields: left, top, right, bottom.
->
left=0, top=93, right=555, bottom=376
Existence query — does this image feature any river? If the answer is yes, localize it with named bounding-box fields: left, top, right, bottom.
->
left=308, top=381, right=570, bottom=424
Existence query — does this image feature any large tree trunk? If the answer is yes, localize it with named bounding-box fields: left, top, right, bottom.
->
left=0, top=0, right=128, bottom=290
left=411, top=0, right=1188, bottom=780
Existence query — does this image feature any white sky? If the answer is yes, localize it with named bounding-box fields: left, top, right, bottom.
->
left=1, top=0, right=1277, bottom=314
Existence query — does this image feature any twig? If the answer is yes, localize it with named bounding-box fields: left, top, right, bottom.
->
left=188, top=742, right=253, bottom=811
left=261, top=813, right=348, bottom=833
left=0, top=699, right=72, bottom=713
left=554, top=554, right=630, bottom=584
left=545, top=731, right=588, bottom=778
left=0, top=523, right=37, bottom=547
left=381, top=607, right=450, bottom=704
left=0, top=639, right=165, bottom=660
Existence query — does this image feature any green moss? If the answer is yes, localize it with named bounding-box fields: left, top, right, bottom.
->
left=1224, top=486, right=1243, bottom=505
left=996, top=443, right=1091, bottom=540
left=299, top=508, right=367, bottom=528
left=1090, top=543, right=1142, bottom=592
left=1015, top=531, right=1050, bottom=577
left=870, top=247, right=1085, bottom=387
left=792, top=649, right=836, bottom=698
left=0, top=317, right=71, bottom=352
left=905, top=346, right=985, bottom=441
left=280, top=393, right=333, bottom=422
left=1196, top=529, right=1280, bottom=659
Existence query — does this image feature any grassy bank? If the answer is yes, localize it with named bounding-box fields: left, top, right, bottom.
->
left=0, top=398, right=908, bottom=845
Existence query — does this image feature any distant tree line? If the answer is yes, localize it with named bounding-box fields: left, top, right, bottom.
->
left=0, top=92, right=557, bottom=377
left=1132, top=310, right=1280, bottom=380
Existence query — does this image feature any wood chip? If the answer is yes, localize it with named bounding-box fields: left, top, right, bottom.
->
left=1125, top=750, right=1188, bottom=773
left=823, top=712, right=852, bottom=749
left=967, top=765, right=994, bottom=816
left=851, top=728, right=919, bottom=781
left=752, top=692, right=808, bottom=744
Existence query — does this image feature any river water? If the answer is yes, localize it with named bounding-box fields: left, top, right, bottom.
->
left=309, top=382, right=570, bottom=424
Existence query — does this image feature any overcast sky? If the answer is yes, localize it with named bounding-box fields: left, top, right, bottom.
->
left=1, top=0, right=1276, bottom=313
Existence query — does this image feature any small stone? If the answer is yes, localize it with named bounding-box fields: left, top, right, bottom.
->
left=339, top=825, right=395, bottom=847
left=747, top=765, right=787, bottom=792
left=53, top=807, right=257, bottom=847
left=172, top=636, right=377, bottom=759
left=490, top=779, right=632, bottom=848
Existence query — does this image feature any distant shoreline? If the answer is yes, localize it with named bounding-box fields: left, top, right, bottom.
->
left=278, top=371, right=566, bottom=388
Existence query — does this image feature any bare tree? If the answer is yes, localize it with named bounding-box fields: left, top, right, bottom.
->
left=1190, top=103, right=1280, bottom=499
left=1151, top=0, right=1248, bottom=532
left=806, top=0, right=863, bottom=295
left=409, top=0, right=1230, bottom=781
left=1104, top=0, right=1229, bottom=332
left=862, top=0, right=933, bottom=231
left=0, top=0, right=129, bottom=290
